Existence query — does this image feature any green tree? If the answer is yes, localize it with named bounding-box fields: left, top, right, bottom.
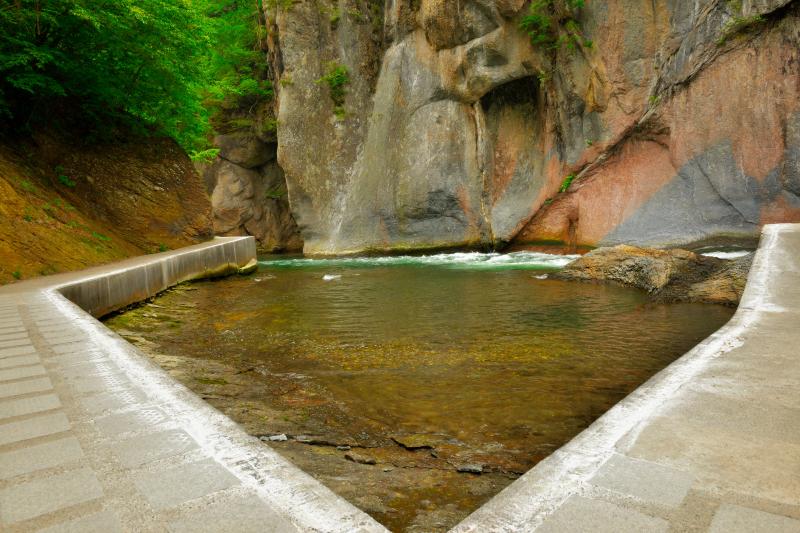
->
left=0, top=0, right=272, bottom=152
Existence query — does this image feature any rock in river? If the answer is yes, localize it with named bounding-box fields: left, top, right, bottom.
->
left=553, top=245, right=753, bottom=306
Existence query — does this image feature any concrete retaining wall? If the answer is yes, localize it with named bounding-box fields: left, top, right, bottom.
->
left=56, top=237, right=256, bottom=317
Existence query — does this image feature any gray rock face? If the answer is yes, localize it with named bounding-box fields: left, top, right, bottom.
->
left=601, top=142, right=774, bottom=247
left=215, top=134, right=276, bottom=169
left=252, top=0, right=800, bottom=254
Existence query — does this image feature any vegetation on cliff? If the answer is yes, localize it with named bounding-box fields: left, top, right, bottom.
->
left=0, top=0, right=271, bottom=153
left=520, top=0, right=591, bottom=51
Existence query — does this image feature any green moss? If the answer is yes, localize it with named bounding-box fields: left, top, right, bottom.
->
left=718, top=14, right=765, bottom=45
left=559, top=173, right=577, bottom=193
left=197, top=377, right=229, bottom=385
left=189, top=148, right=220, bottom=163
left=265, top=186, right=286, bottom=200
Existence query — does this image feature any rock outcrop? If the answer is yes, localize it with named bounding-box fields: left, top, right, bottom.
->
left=248, top=0, right=800, bottom=255
left=203, top=131, right=302, bottom=252
left=553, top=245, right=753, bottom=305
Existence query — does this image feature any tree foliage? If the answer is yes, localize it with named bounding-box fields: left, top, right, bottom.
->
left=0, top=0, right=271, bottom=151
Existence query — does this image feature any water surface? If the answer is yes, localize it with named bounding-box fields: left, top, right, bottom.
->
left=106, top=251, right=734, bottom=531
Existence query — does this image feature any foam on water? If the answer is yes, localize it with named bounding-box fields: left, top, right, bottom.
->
left=700, top=250, right=753, bottom=259
left=259, top=251, right=580, bottom=270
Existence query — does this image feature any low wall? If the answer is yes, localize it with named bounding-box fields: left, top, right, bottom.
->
left=55, top=236, right=256, bottom=317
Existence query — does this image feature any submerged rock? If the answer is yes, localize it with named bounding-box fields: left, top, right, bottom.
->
left=456, top=464, right=484, bottom=474
left=345, top=452, right=377, bottom=465
left=391, top=434, right=448, bottom=450
left=553, top=245, right=752, bottom=306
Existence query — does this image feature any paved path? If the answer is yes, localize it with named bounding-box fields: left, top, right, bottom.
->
left=0, top=238, right=384, bottom=533
left=2, top=227, right=799, bottom=532
left=453, top=224, right=800, bottom=531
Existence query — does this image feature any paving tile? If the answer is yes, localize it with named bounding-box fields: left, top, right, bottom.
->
left=52, top=343, right=93, bottom=355
left=0, top=468, right=103, bottom=524
left=45, top=339, right=91, bottom=350
left=134, top=459, right=239, bottom=510
left=114, top=429, right=198, bottom=468
left=0, top=345, right=37, bottom=358
left=37, top=327, right=77, bottom=337
left=51, top=351, right=110, bottom=368
left=0, top=436, right=83, bottom=479
left=0, top=364, right=46, bottom=382
left=0, top=412, right=71, bottom=446
left=69, top=373, right=130, bottom=395
left=589, top=454, right=694, bottom=507
left=34, top=322, right=73, bottom=330
left=168, top=494, right=300, bottom=533
left=709, top=504, right=800, bottom=533
left=0, top=376, right=53, bottom=399
left=58, top=361, right=120, bottom=378
left=0, top=337, right=32, bottom=349
left=536, top=496, right=669, bottom=533
left=0, top=354, right=40, bottom=369
left=94, top=407, right=168, bottom=436
left=37, top=510, right=123, bottom=533
left=0, top=393, right=61, bottom=419
left=0, top=331, right=29, bottom=342
left=80, top=387, right=149, bottom=415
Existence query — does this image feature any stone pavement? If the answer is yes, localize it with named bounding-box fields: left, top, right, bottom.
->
left=0, top=238, right=385, bottom=532
left=453, top=224, right=800, bottom=531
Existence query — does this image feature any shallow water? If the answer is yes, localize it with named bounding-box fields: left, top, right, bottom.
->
left=106, top=251, right=734, bottom=531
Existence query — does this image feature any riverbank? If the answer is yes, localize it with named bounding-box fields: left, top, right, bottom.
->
left=0, top=132, right=212, bottom=285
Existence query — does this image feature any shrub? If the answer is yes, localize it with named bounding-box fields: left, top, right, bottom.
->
left=189, top=148, right=221, bottom=163
left=316, top=62, right=350, bottom=116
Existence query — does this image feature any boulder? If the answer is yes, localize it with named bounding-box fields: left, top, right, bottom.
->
left=553, top=245, right=753, bottom=306
left=208, top=159, right=302, bottom=252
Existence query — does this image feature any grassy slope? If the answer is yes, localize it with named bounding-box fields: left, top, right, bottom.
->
left=0, top=135, right=212, bottom=285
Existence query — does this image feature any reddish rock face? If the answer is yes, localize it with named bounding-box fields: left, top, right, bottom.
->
left=515, top=3, right=800, bottom=249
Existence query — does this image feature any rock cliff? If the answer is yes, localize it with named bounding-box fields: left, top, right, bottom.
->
left=213, top=0, right=800, bottom=254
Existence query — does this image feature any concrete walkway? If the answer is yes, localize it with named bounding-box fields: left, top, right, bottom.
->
left=453, top=224, right=800, bottom=531
left=1, top=228, right=799, bottom=532
left=0, top=237, right=385, bottom=533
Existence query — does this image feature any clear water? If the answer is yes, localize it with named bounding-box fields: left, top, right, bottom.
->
left=106, top=252, right=734, bottom=531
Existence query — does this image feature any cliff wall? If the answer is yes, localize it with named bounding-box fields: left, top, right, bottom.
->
left=211, top=0, right=800, bottom=254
